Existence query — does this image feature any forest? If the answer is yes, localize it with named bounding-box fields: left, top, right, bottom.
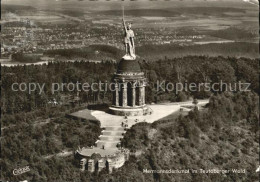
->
left=1, top=106, right=101, bottom=181
left=2, top=55, right=258, bottom=118
left=1, top=55, right=259, bottom=181
left=114, top=91, right=259, bottom=182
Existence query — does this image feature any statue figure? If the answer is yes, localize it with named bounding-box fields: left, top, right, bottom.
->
left=122, top=7, right=136, bottom=59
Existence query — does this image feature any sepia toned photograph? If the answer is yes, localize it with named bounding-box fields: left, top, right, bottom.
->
left=1, top=0, right=259, bottom=182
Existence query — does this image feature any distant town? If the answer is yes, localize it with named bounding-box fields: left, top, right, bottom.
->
left=2, top=7, right=258, bottom=60
left=1, top=18, right=206, bottom=56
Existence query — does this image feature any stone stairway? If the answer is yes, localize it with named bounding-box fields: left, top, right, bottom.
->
left=103, top=126, right=126, bottom=131
left=99, top=136, right=122, bottom=141
left=102, top=131, right=125, bottom=135
left=96, top=125, right=126, bottom=149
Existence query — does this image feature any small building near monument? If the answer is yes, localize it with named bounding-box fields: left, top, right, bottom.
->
left=76, top=147, right=130, bottom=174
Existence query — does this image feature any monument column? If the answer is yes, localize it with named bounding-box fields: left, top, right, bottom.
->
left=138, top=84, right=143, bottom=106
left=122, top=82, right=127, bottom=107
left=142, top=84, right=145, bottom=105
left=115, top=82, right=119, bottom=106
left=132, top=83, right=136, bottom=107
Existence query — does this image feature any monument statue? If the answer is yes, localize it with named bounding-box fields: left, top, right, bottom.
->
left=109, top=6, right=149, bottom=116
left=122, top=7, right=136, bottom=59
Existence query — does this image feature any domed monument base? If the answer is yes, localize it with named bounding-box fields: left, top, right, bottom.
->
left=110, top=56, right=148, bottom=116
